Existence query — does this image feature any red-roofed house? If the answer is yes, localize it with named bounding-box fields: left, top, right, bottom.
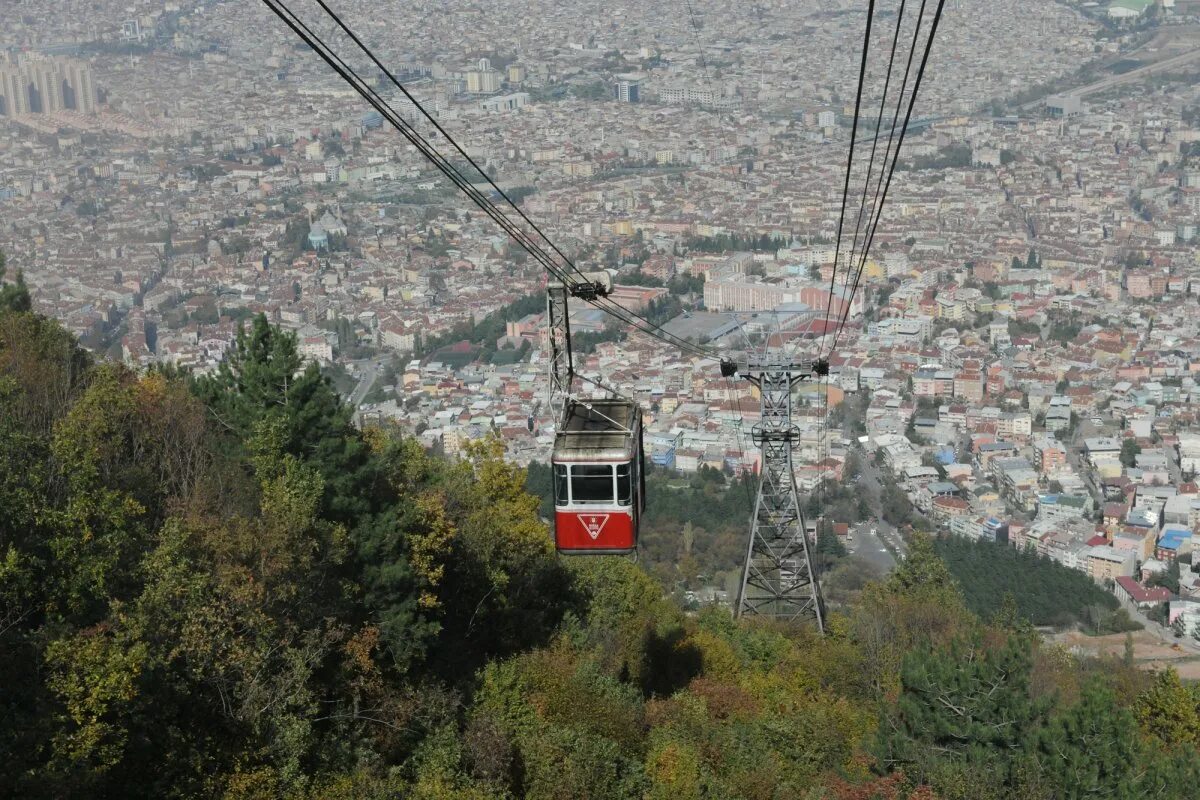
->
left=931, top=495, right=971, bottom=524
left=1114, top=576, right=1171, bottom=615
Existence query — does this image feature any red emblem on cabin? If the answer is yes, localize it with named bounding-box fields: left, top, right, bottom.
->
left=579, top=514, right=609, bottom=540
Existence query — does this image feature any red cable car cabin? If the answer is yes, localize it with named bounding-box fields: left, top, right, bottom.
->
left=552, top=398, right=645, bottom=554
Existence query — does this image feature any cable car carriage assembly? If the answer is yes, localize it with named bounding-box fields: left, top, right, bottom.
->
left=546, top=273, right=645, bottom=555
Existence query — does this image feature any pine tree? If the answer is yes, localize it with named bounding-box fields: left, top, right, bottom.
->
left=992, top=591, right=1024, bottom=631
left=816, top=520, right=847, bottom=560
left=1034, top=681, right=1143, bottom=799
left=1120, top=437, right=1141, bottom=468
left=191, top=314, right=377, bottom=523
left=879, top=629, right=1048, bottom=792
left=0, top=251, right=32, bottom=314
left=885, top=533, right=961, bottom=602
left=1135, top=668, right=1200, bottom=747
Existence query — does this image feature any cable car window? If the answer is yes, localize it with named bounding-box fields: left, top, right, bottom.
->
left=570, top=464, right=614, bottom=503
left=616, top=463, right=632, bottom=506
left=554, top=464, right=568, bottom=506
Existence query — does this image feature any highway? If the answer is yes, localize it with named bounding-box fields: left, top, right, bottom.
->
left=1073, top=47, right=1200, bottom=99
left=1067, top=417, right=1106, bottom=509
left=1019, top=29, right=1200, bottom=111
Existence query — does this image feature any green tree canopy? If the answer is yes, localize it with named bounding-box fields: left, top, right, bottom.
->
left=0, top=250, right=32, bottom=313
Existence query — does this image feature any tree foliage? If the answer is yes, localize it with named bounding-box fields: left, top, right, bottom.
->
left=880, top=629, right=1049, bottom=793
left=1120, top=437, right=1142, bottom=468
left=684, top=232, right=782, bottom=253
left=0, top=250, right=32, bottom=313
left=934, top=535, right=1136, bottom=632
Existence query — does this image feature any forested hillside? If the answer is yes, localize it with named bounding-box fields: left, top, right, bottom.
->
left=935, top=535, right=1141, bottom=634
left=4, top=281, right=1200, bottom=799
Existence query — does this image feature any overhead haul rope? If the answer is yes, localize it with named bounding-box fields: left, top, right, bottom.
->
left=262, top=0, right=722, bottom=362
left=821, top=0, right=878, bottom=346
left=309, top=0, right=594, bottom=289
left=825, top=0, right=947, bottom=361
left=683, top=0, right=712, bottom=80
left=844, top=0, right=909, bottom=317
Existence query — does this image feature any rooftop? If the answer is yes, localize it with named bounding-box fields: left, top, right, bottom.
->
left=1116, top=576, right=1171, bottom=604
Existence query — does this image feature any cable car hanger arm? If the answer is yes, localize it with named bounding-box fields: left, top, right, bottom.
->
left=720, top=357, right=829, bottom=383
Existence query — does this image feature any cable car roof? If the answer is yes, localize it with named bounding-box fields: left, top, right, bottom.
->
left=554, top=398, right=641, bottom=461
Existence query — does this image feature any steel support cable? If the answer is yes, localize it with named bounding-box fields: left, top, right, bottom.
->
left=824, top=0, right=925, bottom=361
left=263, top=1, right=722, bottom=361
left=292, top=0, right=721, bottom=360
left=261, top=1, right=578, bottom=290
left=589, top=294, right=717, bottom=359
left=844, top=0, right=909, bottom=305
left=683, top=0, right=712, bottom=79
left=820, top=0, right=877, bottom=335
left=825, top=0, right=945, bottom=360
left=309, top=0, right=594, bottom=287
left=295, top=0, right=722, bottom=360
left=575, top=291, right=715, bottom=359
left=730, top=311, right=755, bottom=355
left=839, top=0, right=929, bottom=343
left=829, top=0, right=943, bottom=359
left=575, top=370, right=636, bottom=402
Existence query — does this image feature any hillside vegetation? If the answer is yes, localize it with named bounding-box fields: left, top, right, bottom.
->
left=3, top=277, right=1200, bottom=799
left=935, top=535, right=1141, bottom=634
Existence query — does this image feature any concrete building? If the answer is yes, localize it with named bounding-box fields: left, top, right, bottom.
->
left=992, top=457, right=1039, bottom=512
left=0, top=57, right=96, bottom=116
left=913, top=366, right=956, bottom=398
left=1086, top=545, right=1135, bottom=583
left=1045, top=94, right=1083, bottom=117
left=614, top=78, right=641, bottom=103
left=480, top=93, right=529, bottom=113
left=1114, top=576, right=1171, bottom=616
left=465, top=59, right=501, bottom=94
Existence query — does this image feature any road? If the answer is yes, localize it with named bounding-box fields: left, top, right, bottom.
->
left=1166, top=434, right=1184, bottom=486
left=1019, top=28, right=1200, bottom=111
left=1119, top=601, right=1200, bottom=654
left=842, top=447, right=908, bottom=574
left=1067, top=417, right=1106, bottom=508
left=348, top=357, right=388, bottom=408
left=1073, top=46, right=1200, bottom=100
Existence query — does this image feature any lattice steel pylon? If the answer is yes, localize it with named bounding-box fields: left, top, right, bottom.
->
left=735, top=359, right=825, bottom=631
